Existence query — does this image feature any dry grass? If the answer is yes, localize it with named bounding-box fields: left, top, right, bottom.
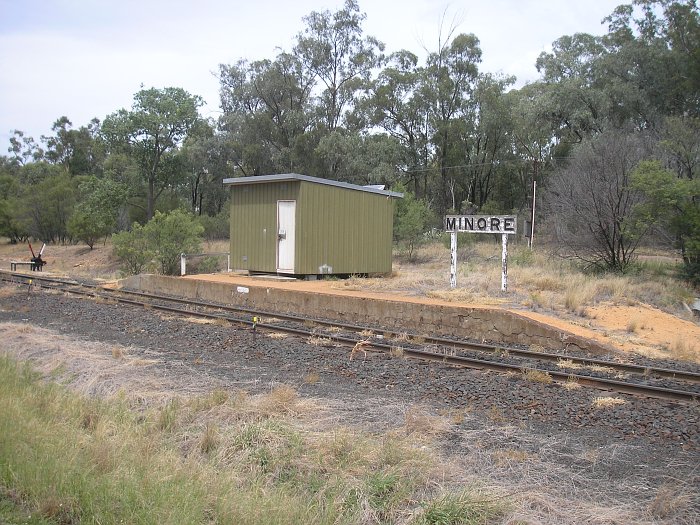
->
left=667, top=337, right=700, bottom=362
left=266, top=332, right=288, bottom=339
left=626, top=317, right=644, bottom=333
left=556, top=359, right=582, bottom=370
left=390, top=332, right=410, bottom=342
left=592, top=396, right=626, bottom=408
left=2, top=320, right=697, bottom=524
left=303, top=372, right=320, bottom=384
left=648, top=483, right=695, bottom=520
left=307, top=335, right=333, bottom=347
left=562, top=376, right=582, bottom=390
left=257, top=384, right=307, bottom=416
left=521, top=368, right=553, bottom=384
left=199, top=422, right=219, bottom=454
left=389, top=346, right=404, bottom=358
left=90, top=295, right=117, bottom=306
left=588, top=364, right=616, bottom=375
left=402, top=406, right=450, bottom=439
left=492, top=448, right=532, bottom=466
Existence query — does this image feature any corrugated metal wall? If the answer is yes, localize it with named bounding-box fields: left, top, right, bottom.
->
left=229, top=179, right=394, bottom=275
left=296, top=182, right=393, bottom=274
left=229, top=181, right=299, bottom=273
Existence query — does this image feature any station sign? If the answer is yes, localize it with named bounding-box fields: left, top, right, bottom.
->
left=444, top=215, right=517, bottom=234
left=444, top=215, right=518, bottom=292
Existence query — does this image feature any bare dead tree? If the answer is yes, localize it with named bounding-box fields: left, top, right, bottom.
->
left=546, top=131, right=654, bottom=271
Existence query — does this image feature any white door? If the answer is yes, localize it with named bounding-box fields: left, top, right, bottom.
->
left=277, top=200, right=296, bottom=273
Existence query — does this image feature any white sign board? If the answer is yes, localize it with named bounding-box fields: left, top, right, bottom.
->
left=444, top=215, right=517, bottom=234
left=444, top=215, right=517, bottom=292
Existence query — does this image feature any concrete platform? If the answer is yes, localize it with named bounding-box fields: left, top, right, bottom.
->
left=118, top=273, right=620, bottom=356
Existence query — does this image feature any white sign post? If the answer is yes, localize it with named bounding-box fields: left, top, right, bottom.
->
left=444, top=215, right=517, bottom=292
left=450, top=231, right=457, bottom=289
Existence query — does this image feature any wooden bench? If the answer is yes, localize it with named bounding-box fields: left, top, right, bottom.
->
left=10, top=261, right=40, bottom=271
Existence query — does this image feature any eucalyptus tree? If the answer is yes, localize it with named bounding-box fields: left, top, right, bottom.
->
left=293, top=0, right=384, bottom=132
left=456, top=73, right=515, bottom=210
left=7, top=130, right=42, bottom=167
left=424, top=32, right=482, bottom=215
left=603, top=0, right=700, bottom=118
left=315, top=130, right=405, bottom=185
left=364, top=50, right=432, bottom=196
left=218, top=52, right=315, bottom=175
left=181, top=122, right=232, bottom=216
left=41, top=117, right=104, bottom=176
left=102, top=87, right=204, bottom=221
left=534, top=33, right=610, bottom=142
left=68, top=176, right=129, bottom=248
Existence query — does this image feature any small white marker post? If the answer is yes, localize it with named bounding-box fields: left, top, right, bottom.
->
left=450, top=231, right=457, bottom=289
left=501, top=233, right=508, bottom=292
left=444, top=215, right=517, bottom=292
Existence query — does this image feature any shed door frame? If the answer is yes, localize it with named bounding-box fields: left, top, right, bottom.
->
left=276, top=200, right=296, bottom=273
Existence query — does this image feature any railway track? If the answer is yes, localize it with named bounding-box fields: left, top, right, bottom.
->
left=2, top=270, right=699, bottom=403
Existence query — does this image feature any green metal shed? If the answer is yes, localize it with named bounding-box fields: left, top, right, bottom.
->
left=223, top=174, right=403, bottom=276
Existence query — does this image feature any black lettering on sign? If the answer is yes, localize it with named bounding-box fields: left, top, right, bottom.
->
left=443, top=215, right=517, bottom=233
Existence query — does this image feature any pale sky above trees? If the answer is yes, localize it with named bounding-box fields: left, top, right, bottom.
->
left=0, top=0, right=622, bottom=149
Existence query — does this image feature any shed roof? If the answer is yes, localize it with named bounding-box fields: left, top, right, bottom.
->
left=223, top=173, right=403, bottom=198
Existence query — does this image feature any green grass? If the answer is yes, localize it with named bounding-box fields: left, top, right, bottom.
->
left=0, top=355, right=506, bottom=524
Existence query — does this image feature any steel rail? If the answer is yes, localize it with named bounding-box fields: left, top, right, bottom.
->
left=16, top=272, right=698, bottom=384
left=2, top=272, right=700, bottom=402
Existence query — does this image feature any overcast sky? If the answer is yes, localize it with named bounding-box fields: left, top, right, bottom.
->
left=0, top=0, right=624, bottom=152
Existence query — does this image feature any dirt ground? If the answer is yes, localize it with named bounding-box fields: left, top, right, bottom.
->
left=2, top=241, right=699, bottom=364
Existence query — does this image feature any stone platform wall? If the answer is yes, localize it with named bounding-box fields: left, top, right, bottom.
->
left=120, top=274, right=615, bottom=355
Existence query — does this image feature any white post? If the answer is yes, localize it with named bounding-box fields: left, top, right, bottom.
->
left=227, top=254, right=231, bottom=272
left=180, top=253, right=186, bottom=276
left=450, top=231, right=457, bottom=289
left=501, top=234, right=508, bottom=292
left=530, top=180, right=537, bottom=250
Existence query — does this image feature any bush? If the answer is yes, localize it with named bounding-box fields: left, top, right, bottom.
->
left=112, top=223, right=151, bottom=275
left=198, top=211, right=230, bottom=241
left=67, top=210, right=109, bottom=249
left=112, top=210, right=204, bottom=276
left=393, top=184, right=432, bottom=261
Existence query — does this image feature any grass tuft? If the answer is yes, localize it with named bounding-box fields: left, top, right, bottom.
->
left=592, top=396, right=626, bottom=408
left=417, top=489, right=505, bottom=525
left=303, top=371, right=320, bottom=384
left=521, top=368, right=553, bottom=384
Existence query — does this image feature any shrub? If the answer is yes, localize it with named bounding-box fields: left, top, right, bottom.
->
left=393, top=184, right=433, bottom=261
left=112, top=210, right=204, bottom=276
left=198, top=211, right=230, bottom=241
left=112, top=222, right=152, bottom=275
